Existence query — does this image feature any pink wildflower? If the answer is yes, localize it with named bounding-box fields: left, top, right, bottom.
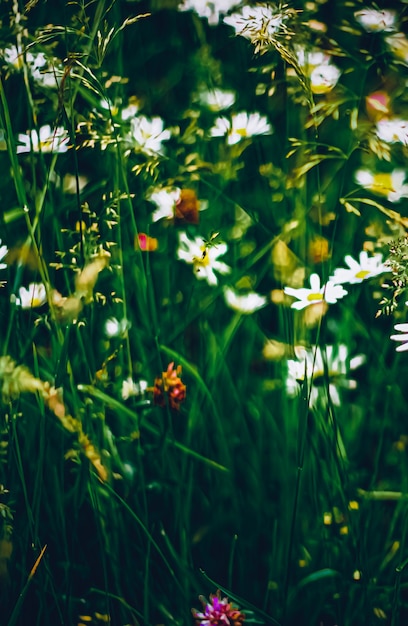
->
left=192, top=590, right=245, bottom=626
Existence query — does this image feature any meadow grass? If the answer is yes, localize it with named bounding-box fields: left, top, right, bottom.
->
left=0, top=0, right=407, bottom=625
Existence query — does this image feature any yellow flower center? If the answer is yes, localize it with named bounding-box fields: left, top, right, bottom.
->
left=370, top=173, right=394, bottom=195
left=355, top=269, right=370, bottom=279
left=193, top=246, right=210, bottom=268
left=307, top=292, right=323, bottom=302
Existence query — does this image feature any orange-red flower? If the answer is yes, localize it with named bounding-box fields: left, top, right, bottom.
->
left=152, top=362, right=186, bottom=410
left=136, top=233, right=159, bottom=251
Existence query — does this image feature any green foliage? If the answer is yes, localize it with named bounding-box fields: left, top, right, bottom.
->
left=0, top=0, right=407, bottom=625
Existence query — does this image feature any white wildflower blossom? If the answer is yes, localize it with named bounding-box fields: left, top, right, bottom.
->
left=329, top=251, right=389, bottom=285
left=121, top=377, right=148, bottom=400
left=104, top=317, right=130, bottom=338
left=224, top=287, right=267, bottom=313
left=0, top=240, right=8, bottom=270
left=310, top=63, right=341, bottom=94
left=223, top=4, right=294, bottom=53
left=385, top=32, right=408, bottom=65
left=284, top=273, right=348, bottom=310
left=129, top=116, right=171, bottom=153
left=16, top=283, right=47, bottom=308
left=296, top=47, right=331, bottom=68
left=177, top=232, right=231, bottom=286
left=390, top=324, right=408, bottom=352
left=210, top=111, right=273, bottom=144
left=17, top=125, right=70, bottom=154
left=295, top=46, right=341, bottom=94
left=179, top=0, right=240, bottom=25
left=286, top=344, right=365, bottom=407
left=2, top=46, right=61, bottom=88
left=121, top=103, right=140, bottom=120
left=198, top=88, right=236, bottom=111
left=355, top=169, right=408, bottom=203
left=375, top=118, right=408, bottom=146
left=354, top=9, right=397, bottom=33
left=148, top=187, right=181, bottom=222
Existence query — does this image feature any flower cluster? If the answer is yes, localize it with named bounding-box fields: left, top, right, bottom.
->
left=284, top=251, right=389, bottom=311
left=295, top=47, right=341, bottom=95
left=284, top=273, right=347, bottom=311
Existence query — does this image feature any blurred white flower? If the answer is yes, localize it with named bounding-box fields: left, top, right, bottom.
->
left=121, top=377, right=148, bottom=400
left=17, top=125, right=70, bottom=153
left=294, top=46, right=341, bottom=94
left=284, top=273, right=347, bottom=310
left=296, top=47, right=331, bottom=68
left=148, top=187, right=181, bottom=222
left=390, top=324, right=408, bottom=352
left=376, top=118, right=408, bottom=145
left=0, top=240, right=8, bottom=270
left=104, top=317, right=130, bottom=338
left=224, top=4, right=293, bottom=53
left=224, top=287, right=267, bottom=313
left=385, top=32, right=408, bottom=65
left=129, top=116, right=171, bottom=153
left=179, top=0, right=239, bottom=25
left=354, top=9, right=396, bottom=33
left=286, top=344, right=365, bottom=407
left=210, top=111, right=272, bottom=144
left=121, top=103, right=140, bottom=120
left=1, top=47, right=61, bottom=88
left=177, top=232, right=231, bottom=286
left=199, top=88, right=236, bottom=111
left=355, top=169, right=408, bottom=202
left=16, top=283, right=47, bottom=308
left=310, top=63, right=341, bottom=94
left=330, top=251, right=389, bottom=285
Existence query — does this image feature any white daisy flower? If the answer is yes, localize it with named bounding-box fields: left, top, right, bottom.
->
left=148, top=187, right=181, bottom=222
left=198, top=88, right=236, bottom=111
left=177, top=232, right=231, bottom=286
left=354, top=9, right=397, bottom=33
left=129, top=116, right=171, bottom=153
left=210, top=111, right=273, bottom=144
left=286, top=344, right=365, bottom=407
left=179, top=0, right=240, bottom=25
left=16, top=283, right=47, bottom=308
left=355, top=169, right=408, bottom=203
left=390, top=324, right=408, bottom=352
left=330, top=251, right=389, bottom=285
left=375, top=118, right=408, bottom=145
left=224, top=286, right=267, bottom=313
left=17, top=125, right=70, bottom=154
left=284, top=273, right=348, bottom=310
